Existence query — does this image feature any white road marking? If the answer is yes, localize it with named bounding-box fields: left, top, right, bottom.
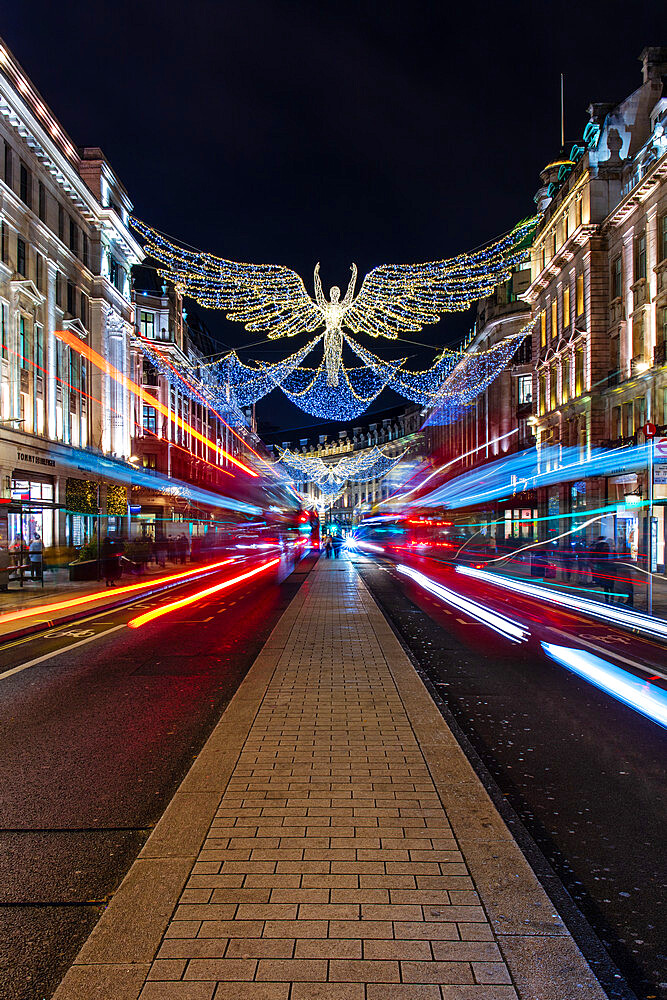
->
left=0, top=625, right=126, bottom=683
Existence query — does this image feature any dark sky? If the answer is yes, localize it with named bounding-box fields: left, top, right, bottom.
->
left=4, top=1, right=665, bottom=438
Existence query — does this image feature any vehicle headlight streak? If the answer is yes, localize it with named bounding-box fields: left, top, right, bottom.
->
left=457, top=566, right=667, bottom=642
left=397, top=564, right=528, bottom=643
left=127, top=557, right=280, bottom=628
left=542, top=643, right=667, bottom=729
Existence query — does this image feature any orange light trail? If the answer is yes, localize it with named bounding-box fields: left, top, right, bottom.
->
left=135, top=333, right=264, bottom=463
left=0, top=559, right=236, bottom=627
left=127, top=557, right=280, bottom=628
left=55, top=328, right=257, bottom=477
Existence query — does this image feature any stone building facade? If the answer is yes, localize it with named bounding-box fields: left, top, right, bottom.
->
left=0, top=37, right=143, bottom=554
left=524, top=46, right=667, bottom=566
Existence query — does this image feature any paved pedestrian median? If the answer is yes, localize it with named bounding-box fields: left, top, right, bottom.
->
left=53, top=559, right=608, bottom=1000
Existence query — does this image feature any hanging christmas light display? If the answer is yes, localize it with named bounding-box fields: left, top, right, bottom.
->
left=130, top=215, right=538, bottom=387
left=276, top=444, right=406, bottom=488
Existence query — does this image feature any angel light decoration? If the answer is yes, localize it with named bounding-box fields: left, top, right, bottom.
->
left=131, top=217, right=538, bottom=387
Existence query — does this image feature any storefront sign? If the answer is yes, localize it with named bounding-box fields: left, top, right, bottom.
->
left=16, top=451, right=55, bottom=468
left=654, top=437, right=667, bottom=460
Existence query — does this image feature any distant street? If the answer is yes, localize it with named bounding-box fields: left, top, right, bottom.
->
left=355, top=555, right=666, bottom=1000
left=0, top=555, right=315, bottom=1000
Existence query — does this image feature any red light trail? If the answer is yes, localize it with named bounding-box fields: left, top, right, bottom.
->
left=0, top=559, right=236, bottom=627
left=127, top=557, right=280, bottom=628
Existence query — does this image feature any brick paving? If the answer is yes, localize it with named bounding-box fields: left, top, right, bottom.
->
left=54, top=557, right=607, bottom=1000
left=137, top=560, right=518, bottom=999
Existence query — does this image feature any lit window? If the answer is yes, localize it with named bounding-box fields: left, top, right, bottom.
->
left=540, top=309, right=546, bottom=347
left=140, top=311, right=155, bottom=338
left=563, top=284, right=570, bottom=327
left=576, top=273, right=584, bottom=317
left=551, top=298, right=557, bottom=338
left=143, top=405, right=157, bottom=433
left=518, top=374, right=532, bottom=405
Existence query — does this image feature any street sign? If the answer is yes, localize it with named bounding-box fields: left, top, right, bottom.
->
left=643, top=422, right=657, bottom=438
left=654, top=463, right=667, bottom=485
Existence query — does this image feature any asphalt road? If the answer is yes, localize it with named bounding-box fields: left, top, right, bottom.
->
left=354, top=555, right=666, bottom=1000
left=0, top=551, right=316, bottom=1000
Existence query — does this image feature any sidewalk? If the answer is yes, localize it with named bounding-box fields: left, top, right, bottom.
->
left=52, top=558, right=608, bottom=1000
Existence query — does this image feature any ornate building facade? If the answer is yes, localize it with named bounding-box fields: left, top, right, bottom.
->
left=0, top=37, right=143, bottom=552
left=524, top=46, right=667, bottom=566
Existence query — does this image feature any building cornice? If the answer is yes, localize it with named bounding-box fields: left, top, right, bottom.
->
left=603, top=148, right=667, bottom=229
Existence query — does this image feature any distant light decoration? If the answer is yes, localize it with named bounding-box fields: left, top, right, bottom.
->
left=276, top=445, right=406, bottom=488
left=130, top=214, right=539, bottom=388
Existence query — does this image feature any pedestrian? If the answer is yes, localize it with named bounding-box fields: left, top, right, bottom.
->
left=332, top=533, right=343, bottom=559
left=28, top=533, right=43, bottom=580
left=325, top=533, right=333, bottom=559
left=101, top=536, right=118, bottom=587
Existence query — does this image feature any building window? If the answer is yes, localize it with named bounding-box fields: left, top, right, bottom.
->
left=142, top=454, right=157, bottom=469
left=4, top=144, right=12, bottom=188
left=576, top=273, right=584, bottom=317
left=538, top=372, right=546, bottom=415
left=562, top=354, right=570, bottom=403
left=574, top=194, right=582, bottom=227
left=623, top=401, right=633, bottom=437
left=38, top=181, right=46, bottom=223
left=58, top=203, right=65, bottom=242
left=19, top=315, right=27, bottom=369
left=551, top=297, right=557, bottom=339
left=1, top=222, right=6, bottom=264
left=518, top=374, right=532, bottom=405
left=575, top=344, right=585, bottom=396
left=632, top=312, right=644, bottom=361
left=563, top=284, right=570, bottom=328
left=108, top=254, right=121, bottom=290
left=661, top=214, right=667, bottom=263
left=549, top=365, right=557, bottom=411
left=19, top=162, right=31, bottom=207
left=540, top=309, right=546, bottom=348
left=67, top=281, right=76, bottom=317
left=563, top=213, right=569, bottom=242
left=612, top=405, right=622, bottom=438
left=612, top=255, right=622, bottom=299
left=69, top=217, right=78, bottom=257
left=1, top=302, right=8, bottom=360
left=35, top=252, right=43, bottom=291
left=82, top=232, right=89, bottom=268
left=143, top=405, right=157, bottom=433
left=17, top=236, right=26, bottom=276
left=55, top=273, right=63, bottom=308
left=609, top=334, right=620, bottom=377
left=69, top=349, right=79, bottom=390
left=80, top=292, right=88, bottom=328
left=35, top=325, right=43, bottom=371
left=140, top=311, right=155, bottom=338
left=636, top=231, right=647, bottom=281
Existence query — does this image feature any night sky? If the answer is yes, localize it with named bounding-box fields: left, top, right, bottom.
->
left=4, top=2, right=665, bottom=438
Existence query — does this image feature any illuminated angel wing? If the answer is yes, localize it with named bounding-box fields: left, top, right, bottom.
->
left=344, top=217, right=538, bottom=339
left=131, top=217, right=322, bottom=339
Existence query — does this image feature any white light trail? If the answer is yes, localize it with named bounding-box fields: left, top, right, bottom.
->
left=542, top=643, right=667, bottom=729
left=457, top=566, right=667, bottom=642
left=397, top=564, right=528, bottom=643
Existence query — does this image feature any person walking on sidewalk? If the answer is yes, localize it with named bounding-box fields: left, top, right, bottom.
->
left=29, top=534, right=43, bottom=580
left=332, top=533, right=343, bottom=559
left=102, top=536, right=119, bottom=587
left=324, top=533, right=333, bottom=559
